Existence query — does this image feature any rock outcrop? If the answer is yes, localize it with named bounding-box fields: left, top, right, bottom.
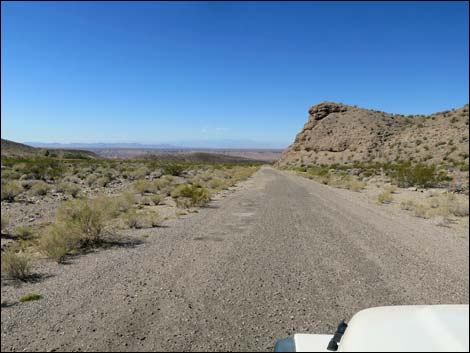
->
left=277, top=102, right=469, bottom=167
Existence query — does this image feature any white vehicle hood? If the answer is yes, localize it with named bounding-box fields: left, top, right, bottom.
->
left=294, top=305, right=469, bottom=352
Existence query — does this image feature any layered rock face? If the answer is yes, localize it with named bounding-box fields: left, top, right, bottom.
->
left=277, top=102, right=469, bottom=167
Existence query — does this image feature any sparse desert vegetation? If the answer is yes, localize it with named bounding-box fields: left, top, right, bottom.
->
left=285, top=160, right=469, bottom=227
left=1, top=149, right=260, bottom=270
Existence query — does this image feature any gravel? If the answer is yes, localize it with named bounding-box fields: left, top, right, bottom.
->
left=1, top=166, right=468, bottom=351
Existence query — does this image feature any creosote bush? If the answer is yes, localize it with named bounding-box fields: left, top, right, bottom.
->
left=39, top=223, right=80, bottom=263
left=171, top=184, right=211, bottom=207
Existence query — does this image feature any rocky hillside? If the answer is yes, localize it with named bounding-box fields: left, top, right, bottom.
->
left=278, top=102, right=469, bottom=167
left=1, top=139, right=99, bottom=159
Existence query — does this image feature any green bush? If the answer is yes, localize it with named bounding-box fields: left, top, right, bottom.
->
left=133, top=180, right=154, bottom=195
left=162, top=164, right=185, bottom=176
left=392, top=163, right=450, bottom=188
left=171, top=184, right=211, bottom=207
left=63, top=152, right=90, bottom=160
left=19, top=293, right=43, bottom=302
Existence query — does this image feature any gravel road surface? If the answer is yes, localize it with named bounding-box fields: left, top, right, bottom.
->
left=1, top=166, right=468, bottom=351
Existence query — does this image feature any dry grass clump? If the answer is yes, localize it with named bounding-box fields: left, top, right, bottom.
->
left=377, top=190, right=393, bottom=204
left=413, top=204, right=430, bottom=218
left=400, top=200, right=416, bottom=211
left=1, top=181, right=23, bottom=201
left=384, top=185, right=397, bottom=194
left=347, top=179, right=366, bottom=192
left=399, top=192, right=469, bottom=220
left=1, top=250, right=32, bottom=280
left=122, top=209, right=161, bottom=229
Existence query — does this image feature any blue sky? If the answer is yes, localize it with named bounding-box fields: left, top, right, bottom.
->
left=1, top=1, right=469, bottom=148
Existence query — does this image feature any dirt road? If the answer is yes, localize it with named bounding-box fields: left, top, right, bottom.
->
left=1, top=166, right=468, bottom=351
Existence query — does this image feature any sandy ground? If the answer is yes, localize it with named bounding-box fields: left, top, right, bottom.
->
left=1, top=166, right=468, bottom=351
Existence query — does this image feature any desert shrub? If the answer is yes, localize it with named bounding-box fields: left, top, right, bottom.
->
left=448, top=201, right=469, bottom=217
left=85, top=174, right=98, bottom=186
left=122, top=209, right=161, bottom=229
left=63, top=152, right=90, bottom=160
left=56, top=198, right=110, bottom=247
left=175, top=197, right=192, bottom=209
left=413, top=204, right=429, bottom=218
left=39, top=223, right=80, bottom=263
left=28, top=180, right=50, bottom=196
left=122, top=209, right=139, bottom=229
left=151, top=194, right=163, bottom=205
left=111, top=192, right=136, bottom=214
left=14, top=226, right=35, bottom=240
left=20, top=179, right=36, bottom=190
left=171, top=184, right=211, bottom=207
left=19, top=293, right=43, bottom=302
left=400, top=200, right=415, bottom=211
left=1, top=250, right=32, bottom=280
left=94, top=176, right=110, bottom=188
left=133, top=180, right=154, bottom=195
left=14, top=157, right=65, bottom=180
left=162, top=164, right=185, bottom=176
left=1, top=181, right=23, bottom=201
left=58, top=182, right=81, bottom=198
left=154, top=177, right=172, bottom=192
left=392, top=163, right=450, bottom=188
left=139, top=196, right=153, bottom=206
left=128, top=166, right=148, bottom=180
left=377, top=190, right=393, bottom=204
left=347, top=179, right=366, bottom=192
left=1, top=169, right=21, bottom=180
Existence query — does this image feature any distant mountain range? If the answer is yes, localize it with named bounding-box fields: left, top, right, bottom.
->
left=24, top=140, right=287, bottom=150
left=24, top=142, right=177, bottom=149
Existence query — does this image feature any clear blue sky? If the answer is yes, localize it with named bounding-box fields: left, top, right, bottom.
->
left=1, top=1, right=469, bottom=148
